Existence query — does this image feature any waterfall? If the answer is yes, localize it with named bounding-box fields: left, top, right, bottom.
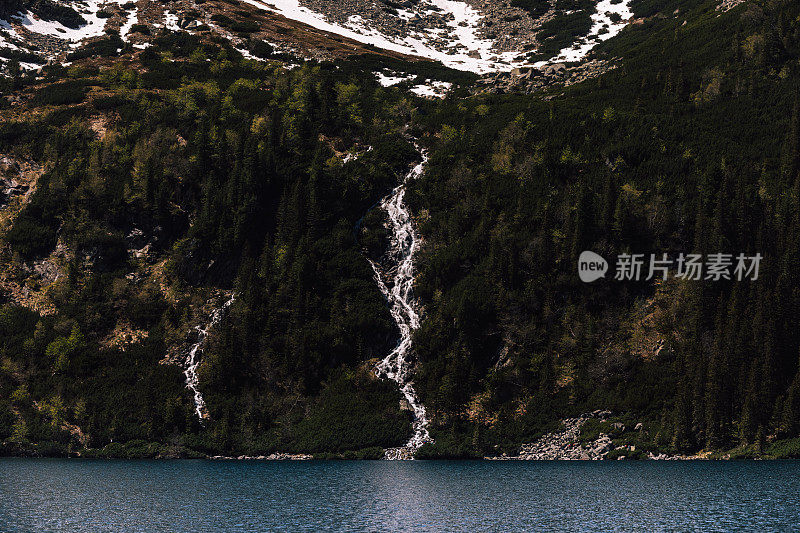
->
left=183, top=295, right=235, bottom=421
left=367, top=150, right=433, bottom=458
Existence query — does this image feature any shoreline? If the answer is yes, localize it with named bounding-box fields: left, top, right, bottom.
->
left=1, top=411, right=791, bottom=462
left=0, top=450, right=790, bottom=461
left=0, top=455, right=791, bottom=461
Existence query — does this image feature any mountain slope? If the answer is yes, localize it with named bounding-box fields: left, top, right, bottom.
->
left=2, top=0, right=800, bottom=460
left=0, top=0, right=644, bottom=73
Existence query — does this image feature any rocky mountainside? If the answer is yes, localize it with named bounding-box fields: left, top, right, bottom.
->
left=0, top=0, right=639, bottom=80
left=2, top=0, right=800, bottom=462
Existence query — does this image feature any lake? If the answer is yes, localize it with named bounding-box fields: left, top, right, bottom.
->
left=1, top=459, right=799, bottom=531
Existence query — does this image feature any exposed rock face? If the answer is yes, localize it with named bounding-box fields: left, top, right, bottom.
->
left=1, top=177, right=28, bottom=209
left=484, top=410, right=620, bottom=460
left=0, top=153, right=61, bottom=315
left=475, top=59, right=617, bottom=94
left=486, top=411, right=711, bottom=460
left=717, top=0, right=746, bottom=12
left=299, top=0, right=544, bottom=59
left=512, top=411, right=614, bottom=460
left=0, top=154, right=37, bottom=210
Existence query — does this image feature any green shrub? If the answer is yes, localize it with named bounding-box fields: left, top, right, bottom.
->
left=85, top=440, right=165, bottom=458
left=129, top=23, right=151, bottom=35
left=31, top=80, right=87, bottom=106
left=72, top=224, right=128, bottom=268
left=767, top=438, right=800, bottom=459
left=0, top=402, right=15, bottom=440
left=231, top=20, right=260, bottom=34
left=92, top=94, right=127, bottom=110
left=5, top=216, right=58, bottom=259
left=67, top=35, right=125, bottom=60
left=534, top=10, right=594, bottom=60
left=293, top=370, right=412, bottom=453
left=210, top=14, right=233, bottom=25
left=415, top=431, right=482, bottom=459
left=510, top=0, right=550, bottom=18
left=354, top=446, right=385, bottom=459
left=247, top=40, right=273, bottom=59
left=0, top=48, right=42, bottom=64
left=727, top=445, right=759, bottom=460
left=32, top=1, right=86, bottom=29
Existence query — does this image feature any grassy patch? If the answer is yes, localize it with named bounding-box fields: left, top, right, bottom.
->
left=767, top=438, right=800, bottom=459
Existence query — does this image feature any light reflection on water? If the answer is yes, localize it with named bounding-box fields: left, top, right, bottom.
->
left=1, top=459, right=799, bottom=532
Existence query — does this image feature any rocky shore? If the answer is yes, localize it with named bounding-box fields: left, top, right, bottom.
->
left=486, top=411, right=614, bottom=460
left=486, top=410, right=700, bottom=461
left=384, top=447, right=416, bottom=460
left=209, top=453, right=313, bottom=460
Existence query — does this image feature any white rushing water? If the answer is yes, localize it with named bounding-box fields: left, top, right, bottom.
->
left=184, top=295, right=235, bottom=421
left=368, top=152, right=433, bottom=457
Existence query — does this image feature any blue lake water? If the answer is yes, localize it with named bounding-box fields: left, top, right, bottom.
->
left=1, top=459, right=799, bottom=532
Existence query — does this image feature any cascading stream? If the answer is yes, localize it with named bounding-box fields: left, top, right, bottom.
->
left=367, top=150, right=433, bottom=457
left=183, top=295, right=235, bottom=421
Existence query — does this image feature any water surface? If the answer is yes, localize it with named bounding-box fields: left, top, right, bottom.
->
left=1, top=459, right=799, bottom=532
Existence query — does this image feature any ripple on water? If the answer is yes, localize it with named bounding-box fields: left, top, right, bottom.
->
left=1, top=459, right=800, bottom=532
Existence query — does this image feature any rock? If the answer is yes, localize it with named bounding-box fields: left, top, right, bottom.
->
left=384, top=447, right=416, bottom=460
left=265, top=453, right=312, bottom=460
left=0, top=156, right=19, bottom=173
left=510, top=411, right=617, bottom=460
left=542, top=63, right=567, bottom=76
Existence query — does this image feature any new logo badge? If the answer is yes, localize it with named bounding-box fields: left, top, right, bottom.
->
left=578, top=251, right=608, bottom=283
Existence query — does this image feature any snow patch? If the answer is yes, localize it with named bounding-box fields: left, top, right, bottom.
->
left=238, top=0, right=632, bottom=73
left=236, top=47, right=268, bottom=62
left=409, top=80, right=452, bottom=98
left=164, top=11, right=180, bottom=32
left=375, top=71, right=414, bottom=87
left=0, top=18, right=21, bottom=49
left=237, top=0, right=526, bottom=73
left=0, top=32, right=19, bottom=51
left=120, top=6, right=138, bottom=41
left=13, top=1, right=108, bottom=44
left=535, top=0, right=633, bottom=66
left=374, top=71, right=452, bottom=98
left=19, top=61, right=43, bottom=71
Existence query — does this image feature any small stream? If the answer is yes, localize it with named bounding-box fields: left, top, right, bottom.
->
left=183, top=295, right=235, bottom=421
left=365, top=150, right=433, bottom=458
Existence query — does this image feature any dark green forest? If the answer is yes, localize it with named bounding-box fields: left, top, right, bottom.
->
left=2, top=0, right=800, bottom=459
left=410, top=0, right=800, bottom=457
